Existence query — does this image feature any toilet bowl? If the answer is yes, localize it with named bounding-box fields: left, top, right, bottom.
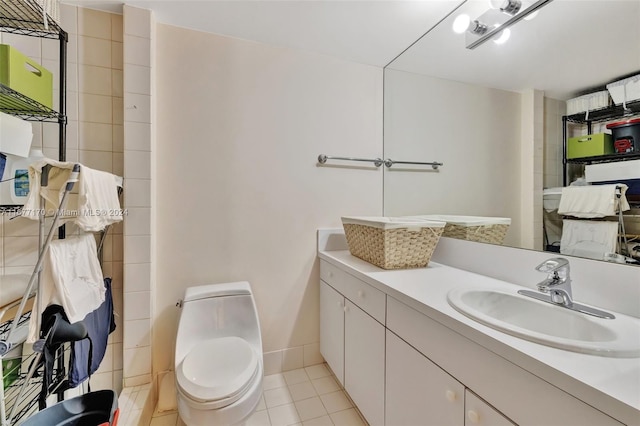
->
left=175, top=282, right=263, bottom=425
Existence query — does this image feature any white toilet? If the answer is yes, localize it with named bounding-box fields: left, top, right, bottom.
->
left=175, top=282, right=263, bottom=425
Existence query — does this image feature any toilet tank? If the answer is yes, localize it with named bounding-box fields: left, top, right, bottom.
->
left=175, top=282, right=262, bottom=366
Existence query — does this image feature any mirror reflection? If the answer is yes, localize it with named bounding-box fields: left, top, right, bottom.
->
left=383, top=0, right=640, bottom=265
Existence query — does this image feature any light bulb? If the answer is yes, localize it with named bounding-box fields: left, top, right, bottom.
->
left=493, top=27, right=511, bottom=44
left=489, top=0, right=505, bottom=9
left=452, top=14, right=471, bottom=34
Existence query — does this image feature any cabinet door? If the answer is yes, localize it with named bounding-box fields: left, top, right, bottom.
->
left=465, top=390, right=515, bottom=426
left=344, top=300, right=385, bottom=426
left=386, top=330, right=464, bottom=426
left=320, top=281, right=345, bottom=385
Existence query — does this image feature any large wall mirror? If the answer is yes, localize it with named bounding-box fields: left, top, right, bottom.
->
left=383, top=0, right=640, bottom=266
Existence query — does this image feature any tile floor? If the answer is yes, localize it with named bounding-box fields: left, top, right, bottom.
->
left=149, top=363, right=367, bottom=426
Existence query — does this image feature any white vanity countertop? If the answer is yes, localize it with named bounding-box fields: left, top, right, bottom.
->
left=319, top=249, right=640, bottom=424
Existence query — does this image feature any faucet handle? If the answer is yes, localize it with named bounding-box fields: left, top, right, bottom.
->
left=535, top=257, right=569, bottom=273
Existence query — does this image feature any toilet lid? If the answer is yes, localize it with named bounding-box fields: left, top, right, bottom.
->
left=177, top=336, right=259, bottom=404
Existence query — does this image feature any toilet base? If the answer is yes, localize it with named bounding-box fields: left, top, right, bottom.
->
left=177, top=372, right=262, bottom=426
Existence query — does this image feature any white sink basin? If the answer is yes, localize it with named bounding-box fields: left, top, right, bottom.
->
left=447, top=288, right=640, bottom=357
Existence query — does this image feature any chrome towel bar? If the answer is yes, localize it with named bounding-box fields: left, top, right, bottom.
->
left=317, top=155, right=384, bottom=167
left=317, top=154, right=443, bottom=170
left=384, top=159, right=443, bottom=170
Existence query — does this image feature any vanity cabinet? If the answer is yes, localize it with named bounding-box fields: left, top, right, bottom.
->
left=319, top=281, right=345, bottom=384
left=386, top=329, right=514, bottom=426
left=344, top=300, right=385, bottom=426
left=319, top=258, right=627, bottom=426
left=386, top=330, right=464, bottom=425
left=319, top=262, right=385, bottom=426
left=386, top=296, right=622, bottom=426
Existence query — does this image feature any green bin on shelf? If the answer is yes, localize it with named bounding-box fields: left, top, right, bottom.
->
left=0, top=44, right=53, bottom=110
left=1, top=344, right=22, bottom=389
left=567, top=133, right=614, bottom=159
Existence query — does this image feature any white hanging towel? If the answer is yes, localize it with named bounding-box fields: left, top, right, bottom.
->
left=28, top=234, right=105, bottom=342
left=0, top=274, right=31, bottom=309
left=75, top=166, right=123, bottom=232
left=21, top=159, right=123, bottom=231
left=560, top=219, right=619, bottom=261
left=557, top=184, right=630, bottom=218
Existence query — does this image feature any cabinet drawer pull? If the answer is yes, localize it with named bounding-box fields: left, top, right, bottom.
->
left=445, top=390, right=457, bottom=402
left=467, top=410, right=480, bottom=424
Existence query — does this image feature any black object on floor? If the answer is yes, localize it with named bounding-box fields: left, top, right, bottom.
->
left=20, top=389, right=119, bottom=426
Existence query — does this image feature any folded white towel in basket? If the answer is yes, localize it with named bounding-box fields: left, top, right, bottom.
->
left=557, top=184, right=630, bottom=218
left=28, top=234, right=105, bottom=342
left=21, top=159, right=123, bottom=231
left=560, top=219, right=619, bottom=261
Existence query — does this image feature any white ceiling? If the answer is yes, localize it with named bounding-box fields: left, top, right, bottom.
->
left=63, top=0, right=640, bottom=99
left=62, top=0, right=465, bottom=67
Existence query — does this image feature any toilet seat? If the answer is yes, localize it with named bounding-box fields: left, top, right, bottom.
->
left=176, top=336, right=259, bottom=409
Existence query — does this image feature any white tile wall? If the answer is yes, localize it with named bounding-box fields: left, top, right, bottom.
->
left=0, top=3, right=124, bottom=403
left=122, top=5, right=155, bottom=392
left=123, top=318, right=151, bottom=348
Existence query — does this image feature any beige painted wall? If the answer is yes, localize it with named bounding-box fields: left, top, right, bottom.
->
left=383, top=69, right=523, bottom=248
left=153, top=24, right=383, bottom=373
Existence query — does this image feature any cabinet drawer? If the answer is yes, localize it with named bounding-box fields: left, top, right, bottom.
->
left=320, top=260, right=385, bottom=324
left=386, top=296, right=622, bottom=426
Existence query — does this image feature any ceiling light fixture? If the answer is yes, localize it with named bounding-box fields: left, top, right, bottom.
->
left=452, top=14, right=490, bottom=36
left=455, top=0, right=554, bottom=49
left=490, top=0, right=523, bottom=16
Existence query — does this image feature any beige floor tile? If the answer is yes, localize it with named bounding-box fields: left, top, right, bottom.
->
left=304, top=364, right=331, bottom=380
left=149, top=413, right=178, bottom=426
left=319, top=391, right=352, bottom=414
left=264, top=373, right=288, bottom=390
left=311, top=377, right=340, bottom=395
left=329, top=408, right=366, bottom=426
left=256, top=395, right=267, bottom=411
left=303, top=415, right=334, bottom=426
left=288, top=381, right=318, bottom=402
left=268, top=403, right=301, bottom=426
left=295, top=396, right=328, bottom=422
left=283, top=368, right=310, bottom=386
left=264, top=387, right=294, bottom=408
left=246, top=409, right=271, bottom=426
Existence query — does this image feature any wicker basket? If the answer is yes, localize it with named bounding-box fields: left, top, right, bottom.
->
left=402, top=215, right=510, bottom=245
left=442, top=223, right=509, bottom=244
left=342, top=217, right=445, bottom=270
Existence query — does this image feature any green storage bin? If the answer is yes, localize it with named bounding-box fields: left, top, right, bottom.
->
left=0, top=44, right=53, bottom=109
left=2, top=347, right=21, bottom=389
left=567, top=133, right=614, bottom=159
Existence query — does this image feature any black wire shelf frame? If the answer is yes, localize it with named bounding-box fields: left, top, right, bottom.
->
left=0, top=83, right=63, bottom=122
left=565, top=99, right=640, bottom=124
left=0, top=0, right=63, bottom=39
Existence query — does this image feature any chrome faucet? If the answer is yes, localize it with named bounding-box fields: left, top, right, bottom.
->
left=518, top=257, right=615, bottom=319
left=535, top=257, right=573, bottom=306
